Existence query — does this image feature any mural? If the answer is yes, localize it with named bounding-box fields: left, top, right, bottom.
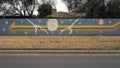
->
left=0, top=19, right=120, bottom=35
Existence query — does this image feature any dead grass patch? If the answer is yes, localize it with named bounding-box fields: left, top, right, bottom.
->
left=0, top=36, right=120, bottom=50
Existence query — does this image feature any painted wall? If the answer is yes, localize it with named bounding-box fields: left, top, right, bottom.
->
left=0, top=19, right=120, bottom=35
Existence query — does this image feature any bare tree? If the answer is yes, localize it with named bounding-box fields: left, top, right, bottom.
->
left=48, top=0, right=56, bottom=8
left=63, top=0, right=86, bottom=12
left=10, top=0, right=36, bottom=16
left=0, top=0, right=15, bottom=16
left=0, top=0, right=36, bottom=17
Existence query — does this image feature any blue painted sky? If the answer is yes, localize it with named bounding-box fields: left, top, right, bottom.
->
left=0, top=19, right=120, bottom=35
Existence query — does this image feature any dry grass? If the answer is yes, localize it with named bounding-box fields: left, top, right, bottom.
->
left=0, top=36, right=120, bottom=50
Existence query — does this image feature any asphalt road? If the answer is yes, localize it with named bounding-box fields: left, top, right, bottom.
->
left=0, top=55, right=120, bottom=68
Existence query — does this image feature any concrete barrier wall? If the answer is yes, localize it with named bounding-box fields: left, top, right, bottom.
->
left=0, top=19, right=120, bottom=35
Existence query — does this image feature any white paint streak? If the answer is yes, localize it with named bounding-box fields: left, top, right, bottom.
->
left=59, top=19, right=79, bottom=35
left=26, top=19, right=49, bottom=35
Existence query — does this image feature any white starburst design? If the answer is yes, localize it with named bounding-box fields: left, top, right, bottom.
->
left=51, top=32, right=54, bottom=35
left=21, top=20, right=23, bottom=23
left=25, top=32, right=28, bottom=35
left=76, top=32, right=79, bottom=34
left=39, top=20, right=41, bottom=23
left=69, top=19, right=72, bottom=22
left=79, top=21, right=82, bottom=24
left=61, top=21, right=64, bottom=24
left=5, top=21, right=8, bottom=25
left=108, top=21, right=112, bottom=24
left=3, top=28, right=5, bottom=32
left=100, top=31, right=103, bottom=33
left=93, top=19, right=96, bottom=21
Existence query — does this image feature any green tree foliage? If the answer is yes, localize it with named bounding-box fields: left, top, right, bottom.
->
left=106, top=0, right=120, bottom=18
left=85, top=0, right=106, bottom=18
left=37, top=3, right=52, bottom=18
left=85, top=0, right=120, bottom=18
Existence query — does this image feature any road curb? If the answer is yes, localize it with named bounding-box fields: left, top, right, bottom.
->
left=0, top=50, right=120, bottom=54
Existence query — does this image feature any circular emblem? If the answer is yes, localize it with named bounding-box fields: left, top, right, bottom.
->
left=47, top=19, right=58, bottom=31
left=98, top=19, right=104, bottom=25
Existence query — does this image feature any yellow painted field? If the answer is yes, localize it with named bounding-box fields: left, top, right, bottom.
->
left=0, top=36, right=120, bottom=50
